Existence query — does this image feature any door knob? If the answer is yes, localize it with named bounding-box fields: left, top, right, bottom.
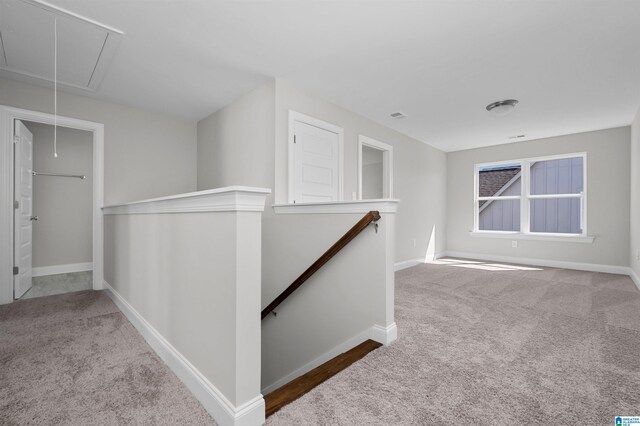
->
left=30, top=216, right=38, bottom=221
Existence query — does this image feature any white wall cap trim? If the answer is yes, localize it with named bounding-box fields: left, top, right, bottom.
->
left=102, top=186, right=271, bottom=215
left=273, top=199, right=399, bottom=214
left=103, top=280, right=265, bottom=426
left=441, top=251, right=629, bottom=275
left=469, top=231, right=595, bottom=243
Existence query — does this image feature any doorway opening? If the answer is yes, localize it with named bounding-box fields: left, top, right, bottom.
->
left=358, top=135, right=393, bottom=200
left=15, top=120, right=94, bottom=299
left=0, top=106, right=104, bottom=305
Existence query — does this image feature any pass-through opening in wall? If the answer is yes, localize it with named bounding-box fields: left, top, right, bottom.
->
left=358, top=135, right=393, bottom=200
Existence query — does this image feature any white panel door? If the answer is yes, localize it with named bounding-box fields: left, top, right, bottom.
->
left=293, top=120, right=341, bottom=203
left=14, top=120, right=34, bottom=299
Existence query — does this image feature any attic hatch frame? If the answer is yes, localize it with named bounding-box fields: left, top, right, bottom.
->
left=0, top=105, right=105, bottom=305
left=0, top=0, right=123, bottom=91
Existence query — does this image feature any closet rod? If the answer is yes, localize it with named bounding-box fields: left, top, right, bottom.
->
left=32, top=171, right=86, bottom=180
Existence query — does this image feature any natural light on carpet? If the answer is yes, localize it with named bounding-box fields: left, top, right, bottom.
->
left=427, top=258, right=543, bottom=272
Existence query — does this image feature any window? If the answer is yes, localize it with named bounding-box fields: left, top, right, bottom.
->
left=474, top=153, right=586, bottom=236
left=477, top=163, right=522, bottom=232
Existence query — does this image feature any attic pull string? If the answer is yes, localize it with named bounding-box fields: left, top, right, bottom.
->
left=54, top=18, right=58, bottom=158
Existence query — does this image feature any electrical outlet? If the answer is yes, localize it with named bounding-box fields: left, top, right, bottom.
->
left=413, top=239, right=417, bottom=248
left=512, top=240, right=518, bottom=248
left=351, top=191, right=357, bottom=200
left=636, top=249, right=639, bottom=261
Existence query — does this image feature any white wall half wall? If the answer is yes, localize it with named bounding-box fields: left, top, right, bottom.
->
left=262, top=200, right=397, bottom=394
left=447, top=127, right=631, bottom=269
left=103, top=187, right=270, bottom=426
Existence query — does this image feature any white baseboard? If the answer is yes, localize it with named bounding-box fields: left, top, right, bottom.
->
left=394, top=258, right=423, bottom=271
left=261, top=322, right=397, bottom=395
left=394, top=252, right=448, bottom=271
left=102, top=280, right=265, bottom=426
left=371, top=322, right=398, bottom=346
left=32, top=262, right=93, bottom=277
left=628, top=267, right=640, bottom=291
left=441, top=251, right=630, bottom=275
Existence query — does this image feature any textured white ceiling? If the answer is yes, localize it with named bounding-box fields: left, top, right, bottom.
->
left=4, top=0, right=640, bottom=152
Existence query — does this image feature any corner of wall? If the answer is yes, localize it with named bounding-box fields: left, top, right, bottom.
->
left=630, top=106, right=640, bottom=278
left=196, top=79, right=277, bottom=192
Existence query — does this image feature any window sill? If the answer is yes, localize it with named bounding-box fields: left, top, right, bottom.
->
left=469, top=231, right=595, bottom=243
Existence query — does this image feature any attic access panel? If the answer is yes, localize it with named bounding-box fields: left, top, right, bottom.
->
left=0, top=0, right=122, bottom=91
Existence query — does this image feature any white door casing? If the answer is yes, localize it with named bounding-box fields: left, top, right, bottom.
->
left=13, top=120, right=33, bottom=299
left=0, top=105, right=104, bottom=306
left=289, top=111, right=344, bottom=203
left=358, top=135, right=393, bottom=200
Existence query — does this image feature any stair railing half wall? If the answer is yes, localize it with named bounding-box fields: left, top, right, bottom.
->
left=261, top=210, right=381, bottom=320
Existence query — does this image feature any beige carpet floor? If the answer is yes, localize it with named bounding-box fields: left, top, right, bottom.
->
left=268, top=258, right=640, bottom=425
left=22, top=271, right=93, bottom=299
left=3, top=260, right=639, bottom=425
left=0, top=290, right=216, bottom=425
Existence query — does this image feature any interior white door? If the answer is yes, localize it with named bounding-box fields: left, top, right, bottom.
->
left=293, top=120, right=341, bottom=203
left=14, top=120, right=34, bottom=299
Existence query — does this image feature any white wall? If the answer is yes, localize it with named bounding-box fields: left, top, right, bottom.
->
left=197, top=78, right=448, bottom=262
left=362, top=161, right=383, bottom=199
left=261, top=210, right=395, bottom=393
left=0, top=78, right=197, bottom=204
left=26, top=122, right=92, bottom=268
left=104, top=211, right=261, bottom=408
left=631, top=108, right=640, bottom=279
left=103, top=189, right=268, bottom=426
left=196, top=79, right=411, bottom=392
left=447, top=127, right=631, bottom=267
left=274, top=79, right=447, bottom=262
left=197, top=78, right=448, bottom=264
left=197, top=81, right=275, bottom=191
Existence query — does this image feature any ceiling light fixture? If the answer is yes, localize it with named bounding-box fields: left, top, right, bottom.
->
left=486, top=99, right=519, bottom=116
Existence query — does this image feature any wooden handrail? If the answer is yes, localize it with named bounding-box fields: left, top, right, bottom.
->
left=261, top=210, right=381, bottom=320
